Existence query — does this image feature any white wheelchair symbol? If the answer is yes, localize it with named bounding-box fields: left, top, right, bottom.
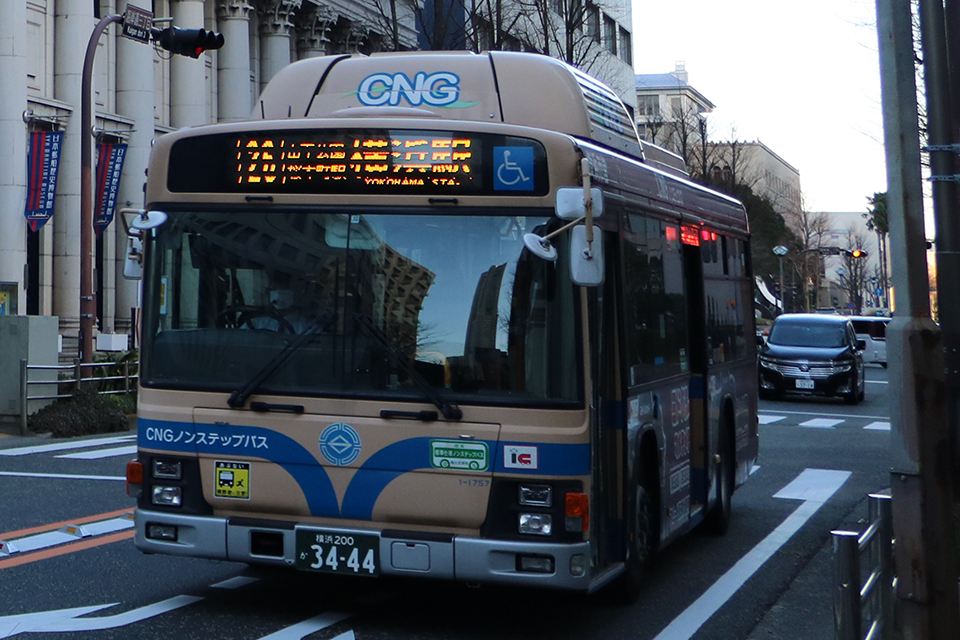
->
left=497, top=150, right=529, bottom=185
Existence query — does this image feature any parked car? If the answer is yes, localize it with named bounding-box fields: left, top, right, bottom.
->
left=849, top=316, right=890, bottom=368
left=758, top=313, right=866, bottom=404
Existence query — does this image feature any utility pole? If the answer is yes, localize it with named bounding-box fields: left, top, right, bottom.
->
left=876, top=1, right=960, bottom=639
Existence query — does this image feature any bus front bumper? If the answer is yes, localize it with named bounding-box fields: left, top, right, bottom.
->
left=134, top=509, right=595, bottom=591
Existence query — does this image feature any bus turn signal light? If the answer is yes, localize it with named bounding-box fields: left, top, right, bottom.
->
left=126, top=460, right=143, bottom=498
left=565, top=492, right=589, bottom=532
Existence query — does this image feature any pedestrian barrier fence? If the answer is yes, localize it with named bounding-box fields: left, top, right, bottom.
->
left=18, top=358, right=138, bottom=436
left=832, top=493, right=895, bottom=640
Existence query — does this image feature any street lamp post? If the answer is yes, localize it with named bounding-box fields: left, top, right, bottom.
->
left=773, top=245, right=788, bottom=315
left=79, top=13, right=125, bottom=364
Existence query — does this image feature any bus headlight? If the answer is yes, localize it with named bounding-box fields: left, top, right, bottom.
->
left=518, top=484, right=552, bottom=507
left=518, top=513, right=552, bottom=535
left=152, top=459, right=182, bottom=480
left=152, top=486, right=182, bottom=507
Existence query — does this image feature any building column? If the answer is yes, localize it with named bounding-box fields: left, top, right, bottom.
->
left=114, top=0, right=155, bottom=336
left=259, top=0, right=300, bottom=92
left=0, top=0, right=28, bottom=315
left=170, top=0, right=209, bottom=128
left=217, top=0, right=254, bottom=122
left=295, top=4, right=336, bottom=59
left=53, top=0, right=94, bottom=347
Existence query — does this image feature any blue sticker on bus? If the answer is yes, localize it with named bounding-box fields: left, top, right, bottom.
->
left=494, top=147, right=534, bottom=191
left=318, top=423, right=362, bottom=466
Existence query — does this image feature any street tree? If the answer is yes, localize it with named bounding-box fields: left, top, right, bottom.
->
left=863, top=191, right=890, bottom=308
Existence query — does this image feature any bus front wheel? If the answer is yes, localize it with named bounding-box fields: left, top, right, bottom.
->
left=608, top=484, right=654, bottom=604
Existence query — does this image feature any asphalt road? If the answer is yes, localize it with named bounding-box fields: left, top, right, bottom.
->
left=0, top=366, right=893, bottom=639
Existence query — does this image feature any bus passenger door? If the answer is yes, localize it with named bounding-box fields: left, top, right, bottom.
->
left=682, top=240, right=709, bottom=518
left=592, top=232, right=624, bottom=573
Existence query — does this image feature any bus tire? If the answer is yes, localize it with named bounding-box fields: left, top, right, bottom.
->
left=703, top=420, right=734, bottom=536
left=607, top=484, right=654, bottom=604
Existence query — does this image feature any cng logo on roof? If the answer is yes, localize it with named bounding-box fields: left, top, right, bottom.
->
left=357, top=71, right=474, bottom=108
left=318, top=423, right=362, bottom=466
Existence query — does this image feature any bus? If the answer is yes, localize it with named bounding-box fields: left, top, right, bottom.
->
left=125, top=50, right=758, bottom=601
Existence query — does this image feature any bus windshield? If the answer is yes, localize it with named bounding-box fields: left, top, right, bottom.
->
left=141, top=209, right=582, bottom=407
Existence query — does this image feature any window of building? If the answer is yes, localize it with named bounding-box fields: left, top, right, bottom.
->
left=604, top=15, right=617, bottom=55
left=586, top=4, right=601, bottom=43
left=637, top=95, right=660, bottom=117
left=619, top=27, right=632, bottom=65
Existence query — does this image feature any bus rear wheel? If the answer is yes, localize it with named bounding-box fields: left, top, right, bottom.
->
left=703, top=423, right=734, bottom=535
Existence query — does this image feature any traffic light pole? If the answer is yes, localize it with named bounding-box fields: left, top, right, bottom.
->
left=876, top=0, right=959, bottom=638
left=79, top=13, right=124, bottom=364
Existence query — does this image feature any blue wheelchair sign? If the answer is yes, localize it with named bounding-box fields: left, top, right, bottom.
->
left=494, top=147, right=534, bottom=191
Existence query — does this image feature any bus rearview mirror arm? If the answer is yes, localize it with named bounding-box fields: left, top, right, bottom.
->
left=521, top=158, right=604, bottom=286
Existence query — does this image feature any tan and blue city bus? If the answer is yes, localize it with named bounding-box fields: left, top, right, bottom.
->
left=125, top=51, right=758, bottom=601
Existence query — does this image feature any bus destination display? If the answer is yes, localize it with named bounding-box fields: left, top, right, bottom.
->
left=236, top=132, right=480, bottom=191
left=166, top=129, right=548, bottom=196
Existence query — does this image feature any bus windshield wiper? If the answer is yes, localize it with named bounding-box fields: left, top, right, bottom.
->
left=227, top=311, right=336, bottom=409
left=355, top=315, right=463, bottom=421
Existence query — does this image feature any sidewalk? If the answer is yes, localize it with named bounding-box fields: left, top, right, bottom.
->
left=746, top=493, right=877, bottom=640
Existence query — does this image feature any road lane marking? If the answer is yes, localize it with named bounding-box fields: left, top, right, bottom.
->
left=257, top=612, right=351, bottom=640
left=56, top=445, right=138, bottom=460
left=799, top=418, right=843, bottom=429
left=758, top=415, right=785, bottom=425
left=864, top=421, right=891, bottom=431
left=0, top=435, right=135, bottom=457
left=0, top=508, right=133, bottom=540
left=653, top=468, right=850, bottom=640
left=0, top=471, right=124, bottom=482
left=211, top=576, right=260, bottom=589
left=0, top=530, right=134, bottom=571
left=0, top=595, right=202, bottom=636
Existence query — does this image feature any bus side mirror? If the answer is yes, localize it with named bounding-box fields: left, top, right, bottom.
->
left=123, top=236, right=143, bottom=280
left=556, top=187, right=604, bottom=220
left=570, top=225, right=604, bottom=286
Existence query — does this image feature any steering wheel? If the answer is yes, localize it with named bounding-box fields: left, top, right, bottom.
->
left=216, top=305, right=296, bottom=333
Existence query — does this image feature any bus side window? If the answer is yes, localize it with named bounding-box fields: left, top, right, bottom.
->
left=622, top=215, right=689, bottom=386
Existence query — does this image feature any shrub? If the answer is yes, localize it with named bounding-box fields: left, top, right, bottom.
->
left=28, top=386, right=130, bottom=438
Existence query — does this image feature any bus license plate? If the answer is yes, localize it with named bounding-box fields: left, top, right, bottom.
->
left=795, top=379, right=815, bottom=390
left=295, top=530, right=379, bottom=576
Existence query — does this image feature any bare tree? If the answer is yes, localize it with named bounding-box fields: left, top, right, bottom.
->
left=840, top=227, right=871, bottom=315
left=786, top=204, right=831, bottom=311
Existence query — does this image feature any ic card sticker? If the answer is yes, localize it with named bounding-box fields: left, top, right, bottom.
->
left=430, top=440, right=489, bottom=471
left=215, top=461, right=250, bottom=499
left=503, top=444, right=538, bottom=470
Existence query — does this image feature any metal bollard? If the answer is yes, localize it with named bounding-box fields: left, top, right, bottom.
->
left=19, top=359, right=28, bottom=436
left=834, top=530, right=862, bottom=640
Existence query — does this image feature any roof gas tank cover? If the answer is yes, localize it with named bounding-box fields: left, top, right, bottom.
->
left=256, top=51, right=643, bottom=158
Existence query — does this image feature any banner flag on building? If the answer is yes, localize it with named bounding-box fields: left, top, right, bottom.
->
left=23, top=130, right=64, bottom=232
left=94, top=142, right=127, bottom=236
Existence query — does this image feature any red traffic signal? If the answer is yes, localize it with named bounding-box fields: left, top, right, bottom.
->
left=156, top=27, right=224, bottom=58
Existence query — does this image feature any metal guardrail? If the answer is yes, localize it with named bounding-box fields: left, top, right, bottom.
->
left=18, top=358, right=138, bottom=436
left=833, top=493, right=895, bottom=640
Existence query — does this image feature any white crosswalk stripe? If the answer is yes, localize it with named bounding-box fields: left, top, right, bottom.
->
left=799, top=418, right=843, bottom=429
left=759, top=413, right=891, bottom=431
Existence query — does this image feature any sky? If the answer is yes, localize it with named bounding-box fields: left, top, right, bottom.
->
left=632, top=0, right=887, bottom=214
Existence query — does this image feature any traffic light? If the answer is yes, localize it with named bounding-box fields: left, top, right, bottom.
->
left=155, top=27, right=224, bottom=58
left=849, top=249, right=868, bottom=259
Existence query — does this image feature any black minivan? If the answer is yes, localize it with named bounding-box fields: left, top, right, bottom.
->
left=758, top=314, right=866, bottom=404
